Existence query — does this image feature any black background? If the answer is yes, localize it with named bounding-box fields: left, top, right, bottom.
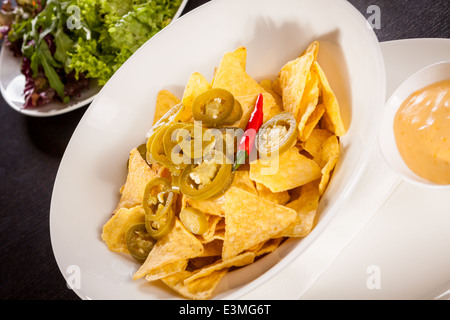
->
left=0, top=0, right=449, bottom=300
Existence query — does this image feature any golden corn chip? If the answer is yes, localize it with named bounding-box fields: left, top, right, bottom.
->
left=317, top=135, right=340, bottom=195
left=300, top=128, right=334, bottom=159
left=186, top=170, right=258, bottom=216
left=153, top=90, right=181, bottom=125
left=255, top=237, right=284, bottom=257
left=297, top=68, right=320, bottom=137
left=145, top=260, right=188, bottom=282
left=181, top=72, right=212, bottom=122
left=312, top=61, right=346, bottom=136
left=279, top=180, right=320, bottom=237
left=200, top=239, right=224, bottom=257
left=198, top=215, right=223, bottom=243
left=232, top=46, right=247, bottom=70
left=113, top=148, right=159, bottom=214
left=259, top=79, right=283, bottom=106
left=249, top=147, right=322, bottom=193
left=271, top=78, right=282, bottom=97
left=300, top=103, right=325, bottom=141
left=189, top=256, right=221, bottom=270
left=161, top=269, right=227, bottom=300
left=133, top=218, right=204, bottom=280
left=187, top=195, right=226, bottom=217
left=211, top=49, right=282, bottom=123
left=211, top=48, right=254, bottom=95
left=184, top=251, right=255, bottom=285
left=278, top=41, right=318, bottom=120
left=222, top=187, right=297, bottom=260
left=230, top=170, right=258, bottom=195
left=101, top=206, right=145, bottom=254
left=255, top=182, right=290, bottom=205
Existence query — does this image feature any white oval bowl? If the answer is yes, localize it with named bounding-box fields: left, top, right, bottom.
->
left=50, top=0, right=386, bottom=300
left=379, top=60, right=450, bottom=188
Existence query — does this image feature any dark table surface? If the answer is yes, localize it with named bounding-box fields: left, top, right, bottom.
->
left=1, top=0, right=449, bottom=300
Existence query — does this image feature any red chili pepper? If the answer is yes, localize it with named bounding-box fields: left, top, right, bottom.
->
left=232, top=93, right=264, bottom=172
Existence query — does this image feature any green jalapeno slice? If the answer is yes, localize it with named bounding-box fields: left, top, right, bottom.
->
left=222, top=99, right=243, bottom=125
left=176, top=123, right=213, bottom=162
left=192, top=88, right=235, bottom=127
left=145, top=203, right=175, bottom=240
left=179, top=152, right=234, bottom=201
left=256, top=112, right=298, bottom=157
left=126, top=223, right=156, bottom=263
left=142, top=177, right=176, bottom=239
left=162, top=122, right=190, bottom=168
left=142, top=177, right=174, bottom=221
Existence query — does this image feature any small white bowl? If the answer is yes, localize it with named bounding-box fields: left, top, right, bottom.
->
left=379, top=61, right=450, bottom=188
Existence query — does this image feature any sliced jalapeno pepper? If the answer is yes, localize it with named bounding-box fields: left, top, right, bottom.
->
left=176, top=123, right=213, bottom=162
left=142, top=177, right=176, bottom=239
left=179, top=207, right=209, bottom=235
left=192, top=88, right=235, bottom=127
left=163, top=122, right=190, bottom=168
left=222, top=100, right=243, bottom=125
left=256, top=111, right=298, bottom=157
left=146, top=103, right=185, bottom=164
left=145, top=203, right=175, bottom=240
left=179, top=152, right=235, bottom=201
left=142, top=177, right=174, bottom=221
left=126, top=223, right=156, bottom=263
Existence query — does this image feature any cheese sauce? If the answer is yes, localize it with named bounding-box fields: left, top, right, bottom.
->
left=394, top=79, right=450, bottom=185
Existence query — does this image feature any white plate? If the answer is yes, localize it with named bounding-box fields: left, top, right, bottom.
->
left=0, top=0, right=187, bottom=117
left=50, top=0, right=385, bottom=300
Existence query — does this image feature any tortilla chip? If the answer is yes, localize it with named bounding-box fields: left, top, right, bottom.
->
left=312, top=61, right=346, bottom=136
left=186, top=170, right=257, bottom=216
left=161, top=269, right=227, bottom=300
left=317, top=135, right=340, bottom=195
left=133, top=218, right=204, bottom=280
left=153, top=90, right=181, bottom=125
left=181, top=72, right=212, bottom=122
left=297, top=68, right=320, bottom=137
left=187, top=195, right=226, bottom=217
left=255, top=182, right=290, bottom=205
left=249, top=147, right=322, bottom=193
left=255, top=237, right=284, bottom=257
left=101, top=206, right=145, bottom=254
left=114, top=148, right=159, bottom=214
left=198, top=215, right=223, bottom=243
left=145, top=260, right=188, bottom=282
left=279, top=180, right=320, bottom=237
left=200, top=239, right=224, bottom=257
left=260, top=79, right=283, bottom=106
left=211, top=49, right=282, bottom=123
left=232, top=46, right=247, bottom=70
left=300, top=128, right=334, bottom=159
left=278, top=41, right=318, bottom=120
left=222, top=187, right=297, bottom=259
left=184, top=251, right=255, bottom=285
left=300, top=103, right=325, bottom=141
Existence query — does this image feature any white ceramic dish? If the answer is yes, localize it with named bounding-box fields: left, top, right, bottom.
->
left=50, top=0, right=385, bottom=300
left=379, top=60, right=450, bottom=188
left=0, top=0, right=187, bottom=117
